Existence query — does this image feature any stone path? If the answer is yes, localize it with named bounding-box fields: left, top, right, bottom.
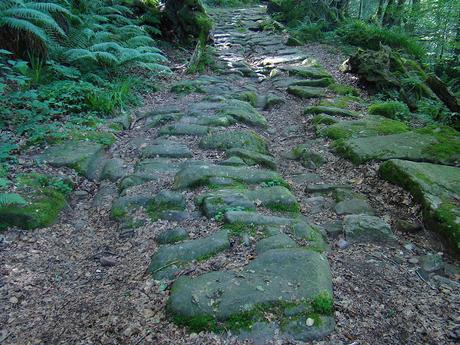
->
left=2, top=4, right=460, bottom=345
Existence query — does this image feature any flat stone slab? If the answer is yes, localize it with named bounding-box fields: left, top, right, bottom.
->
left=36, top=141, right=106, bottom=179
left=335, top=127, right=460, bottom=166
left=282, top=66, right=332, bottom=80
left=334, top=199, right=374, bottom=215
left=255, top=233, right=298, bottom=254
left=149, top=230, right=230, bottom=279
left=287, top=85, right=326, bottom=99
left=304, top=106, right=358, bottom=118
left=198, top=186, right=299, bottom=217
left=227, top=148, right=276, bottom=170
left=217, top=99, right=268, bottom=127
left=101, top=158, right=128, bottom=182
left=173, top=164, right=286, bottom=190
left=318, top=116, right=409, bottom=140
left=168, top=248, right=334, bottom=340
left=224, top=211, right=293, bottom=226
left=379, top=159, right=460, bottom=254
left=142, top=143, right=193, bottom=158
left=343, top=214, right=396, bottom=243
left=159, top=123, right=210, bottom=136
left=200, top=130, right=268, bottom=153
left=155, top=227, right=189, bottom=244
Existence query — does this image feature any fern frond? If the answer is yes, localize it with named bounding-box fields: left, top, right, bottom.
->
left=90, top=42, right=123, bottom=52
left=0, top=17, right=48, bottom=43
left=65, top=48, right=97, bottom=62
left=27, top=2, right=71, bottom=16
left=0, top=193, right=27, bottom=206
left=94, top=51, right=119, bottom=66
left=136, top=62, right=172, bottom=74
left=126, top=35, right=154, bottom=47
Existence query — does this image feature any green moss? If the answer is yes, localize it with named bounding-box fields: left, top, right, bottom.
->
left=0, top=188, right=66, bottom=230
left=368, top=101, right=410, bottom=120
left=311, top=292, right=334, bottom=315
left=312, top=114, right=337, bottom=126
left=223, top=222, right=257, bottom=237
left=111, top=207, right=126, bottom=219
left=431, top=201, right=460, bottom=252
left=328, top=83, right=360, bottom=97
left=265, top=201, right=300, bottom=213
left=321, top=126, right=349, bottom=140
left=170, top=295, right=333, bottom=333
left=319, top=96, right=360, bottom=109
left=415, top=126, right=460, bottom=162
left=236, top=91, right=257, bottom=107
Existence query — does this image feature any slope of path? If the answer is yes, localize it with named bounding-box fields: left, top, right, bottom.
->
left=1, top=5, right=459, bottom=345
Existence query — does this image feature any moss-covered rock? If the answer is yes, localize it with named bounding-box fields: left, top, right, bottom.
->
left=282, top=66, right=332, bottom=80
left=217, top=99, right=268, bottom=127
left=36, top=141, right=107, bottom=180
left=227, top=148, right=276, bottom=170
left=0, top=174, right=73, bottom=230
left=379, top=159, right=460, bottom=254
left=149, top=230, right=230, bottom=279
left=291, top=143, right=326, bottom=169
left=199, top=130, right=268, bottom=153
left=162, top=0, right=212, bottom=42
left=168, top=248, right=334, bottom=340
left=368, top=101, right=410, bottom=120
left=304, top=106, right=358, bottom=118
left=318, top=116, right=409, bottom=140
left=287, top=85, right=326, bottom=99
left=334, top=126, right=460, bottom=166
left=173, top=164, right=287, bottom=190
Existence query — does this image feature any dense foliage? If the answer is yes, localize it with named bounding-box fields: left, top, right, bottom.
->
left=0, top=0, right=171, bottom=174
left=269, top=0, right=460, bottom=128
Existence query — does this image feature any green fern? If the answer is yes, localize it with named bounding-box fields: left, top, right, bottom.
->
left=0, top=193, right=27, bottom=206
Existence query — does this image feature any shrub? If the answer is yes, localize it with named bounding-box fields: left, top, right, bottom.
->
left=368, top=101, right=410, bottom=120
left=290, top=21, right=325, bottom=43
left=335, top=20, right=425, bottom=59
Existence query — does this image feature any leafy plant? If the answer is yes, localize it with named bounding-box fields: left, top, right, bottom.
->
left=0, top=192, right=27, bottom=206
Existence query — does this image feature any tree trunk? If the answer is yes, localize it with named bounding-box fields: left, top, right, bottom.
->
left=375, top=0, right=386, bottom=25
left=383, top=0, right=406, bottom=27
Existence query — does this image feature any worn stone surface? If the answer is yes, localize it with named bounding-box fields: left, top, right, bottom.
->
left=335, top=128, right=460, bottom=166
left=343, top=214, right=396, bottom=243
left=173, top=164, right=286, bottom=189
left=149, top=230, right=230, bottom=279
left=101, top=158, right=128, bottom=182
left=199, top=130, right=268, bottom=153
left=36, top=141, right=106, bottom=179
left=142, top=143, right=193, bottom=158
left=380, top=159, right=460, bottom=253
left=318, top=116, right=409, bottom=140
left=292, top=143, right=326, bottom=169
left=159, top=123, right=210, bottom=136
left=224, top=211, right=294, bottom=226
left=155, top=227, right=189, bottom=244
left=255, top=233, right=298, bottom=254
left=334, top=199, right=375, bottom=215
left=227, top=148, right=276, bottom=169
left=287, top=85, right=326, bottom=99
left=304, top=106, right=358, bottom=118
left=168, top=248, right=333, bottom=339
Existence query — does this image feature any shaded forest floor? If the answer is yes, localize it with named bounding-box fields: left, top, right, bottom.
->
left=1, top=5, right=459, bottom=345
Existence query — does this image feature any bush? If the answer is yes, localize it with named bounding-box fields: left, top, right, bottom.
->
left=368, top=101, right=410, bottom=120
left=290, top=22, right=325, bottom=43
left=335, top=20, right=425, bottom=59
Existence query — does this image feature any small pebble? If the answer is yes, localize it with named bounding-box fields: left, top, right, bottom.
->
left=336, top=239, right=349, bottom=249
left=408, top=257, right=419, bottom=264
left=306, top=317, right=315, bottom=326
left=100, top=256, right=117, bottom=267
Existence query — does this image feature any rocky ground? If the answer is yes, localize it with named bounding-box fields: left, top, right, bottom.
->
left=1, top=5, right=459, bottom=345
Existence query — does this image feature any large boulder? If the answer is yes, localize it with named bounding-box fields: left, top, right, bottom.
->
left=379, top=159, right=460, bottom=254
left=162, top=0, right=212, bottom=41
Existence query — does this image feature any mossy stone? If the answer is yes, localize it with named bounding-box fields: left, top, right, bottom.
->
left=255, top=233, right=298, bottom=254
left=159, top=123, right=210, bottom=136
left=199, top=130, right=268, bottom=153
left=304, top=106, right=358, bottom=118
left=379, top=159, right=460, bottom=254
left=0, top=188, right=66, bottom=230
left=227, top=148, right=276, bottom=170
left=173, top=164, right=287, bottom=190
left=155, top=227, right=189, bottom=244
left=149, top=230, right=230, bottom=279
left=287, top=85, right=326, bottom=99
left=334, top=126, right=460, bottom=166
left=343, top=214, right=396, bottom=243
